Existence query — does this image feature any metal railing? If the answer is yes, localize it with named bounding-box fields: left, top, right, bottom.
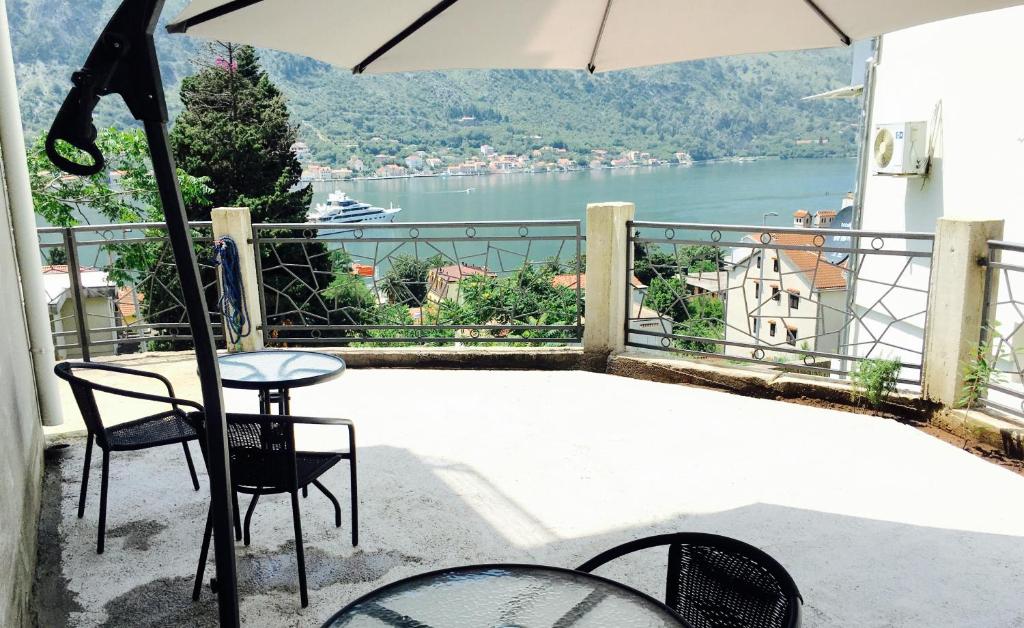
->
left=979, top=241, right=1024, bottom=418
left=626, top=221, right=935, bottom=384
left=37, top=222, right=221, bottom=359
left=251, top=221, right=584, bottom=346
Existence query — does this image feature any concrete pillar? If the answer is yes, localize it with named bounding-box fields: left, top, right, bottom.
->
left=211, top=208, right=264, bottom=352
left=922, top=217, right=1003, bottom=406
left=583, top=202, right=635, bottom=365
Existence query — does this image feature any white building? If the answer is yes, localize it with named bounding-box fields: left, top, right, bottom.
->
left=852, top=6, right=1024, bottom=382
left=724, top=231, right=847, bottom=363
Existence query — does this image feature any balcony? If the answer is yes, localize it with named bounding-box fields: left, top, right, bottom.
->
left=18, top=208, right=1024, bottom=627
left=34, top=356, right=1024, bottom=626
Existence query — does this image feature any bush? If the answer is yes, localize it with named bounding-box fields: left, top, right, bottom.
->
left=850, top=358, right=901, bottom=407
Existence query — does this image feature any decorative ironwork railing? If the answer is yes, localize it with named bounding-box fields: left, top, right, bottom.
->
left=626, top=221, right=934, bottom=385
left=979, top=241, right=1024, bottom=418
left=251, top=221, right=584, bottom=346
left=37, top=222, right=221, bottom=360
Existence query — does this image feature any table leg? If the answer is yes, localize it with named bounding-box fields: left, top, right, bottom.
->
left=279, top=388, right=291, bottom=415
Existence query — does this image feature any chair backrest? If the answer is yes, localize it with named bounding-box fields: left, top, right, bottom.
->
left=577, top=533, right=802, bottom=628
left=54, top=361, right=195, bottom=450
left=189, top=412, right=299, bottom=493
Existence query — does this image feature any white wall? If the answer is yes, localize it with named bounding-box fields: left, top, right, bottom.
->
left=853, top=7, right=1024, bottom=382
left=860, top=6, right=1024, bottom=235
left=0, top=135, right=45, bottom=627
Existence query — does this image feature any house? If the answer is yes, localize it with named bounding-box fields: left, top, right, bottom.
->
left=426, top=264, right=495, bottom=304
left=723, top=233, right=847, bottom=362
left=42, top=265, right=125, bottom=359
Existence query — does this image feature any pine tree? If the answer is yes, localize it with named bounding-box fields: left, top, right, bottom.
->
left=171, top=43, right=337, bottom=344
left=171, top=42, right=310, bottom=222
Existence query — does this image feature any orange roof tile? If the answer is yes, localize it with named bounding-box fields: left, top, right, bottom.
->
left=816, top=210, right=837, bottom=217
left=433, top=263, right=495, bottom=282
left=792, top=210, right=810, bottom=218
left=752, top=232, right=847, bottom=291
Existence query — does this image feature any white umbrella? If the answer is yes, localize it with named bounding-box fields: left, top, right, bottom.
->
left=167, top=0, right=1024, bottom=74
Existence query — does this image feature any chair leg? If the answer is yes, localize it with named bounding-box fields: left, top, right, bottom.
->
left=243, top=493, right=260, bottom=547
left=349, top=427, right=359, bottom=547
left=311, top=479, right=341, bottom=527
left=290, top=491, right=308, bottom=607
left=232, top=489, right=242, bottom=541
left=182, top=441, right=200, bottom=491
left=97, top=450, right=110, bottom=554
left=78, top=434, right=93, bottom=519
left=193, top=506, right=214, bottom=601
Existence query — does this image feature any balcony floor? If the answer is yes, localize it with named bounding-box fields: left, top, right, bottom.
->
left=38, top=366, right=1024, bottom=627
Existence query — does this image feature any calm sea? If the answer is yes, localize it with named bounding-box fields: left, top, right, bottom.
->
left=314, top=157, right=856, bottom=228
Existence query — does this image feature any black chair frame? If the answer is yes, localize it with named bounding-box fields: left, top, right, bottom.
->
left=55, top=361, right=203, bottom=554
left=577, top=532, right=802, bottom=628
left=190, top=411, right=357, bottom=608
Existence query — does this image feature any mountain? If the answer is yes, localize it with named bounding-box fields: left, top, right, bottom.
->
left=8, top=0, right=860, bottom=165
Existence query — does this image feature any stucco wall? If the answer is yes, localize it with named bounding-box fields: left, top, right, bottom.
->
left=853, top=6, right=1024, bottom=374
left=0, top=146, right=45, bottom=625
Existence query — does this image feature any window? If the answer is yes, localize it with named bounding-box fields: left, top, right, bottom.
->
left=754, top=282, right=761, bottom=298
left=772, top=258, right=779, bottom=272
left=771, top=286, right=780, bottom=302
left=751, top=317, right=760, bottom=334
left=755, top=255, right=761, bottom=269
left=769, top=321, right=777, bottom=337
left=786, top=327, right=797, bottom=345
left=789, top=292, right=800, bottom=309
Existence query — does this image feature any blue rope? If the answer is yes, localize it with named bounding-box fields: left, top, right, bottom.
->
left=212, top=236, right=251, bottom=347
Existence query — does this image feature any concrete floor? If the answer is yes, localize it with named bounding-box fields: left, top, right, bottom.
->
left=38, top=364, right=1024, bottom=627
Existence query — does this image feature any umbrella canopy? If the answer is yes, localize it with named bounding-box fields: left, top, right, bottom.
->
left=168, top=0, right=1023, bottom=74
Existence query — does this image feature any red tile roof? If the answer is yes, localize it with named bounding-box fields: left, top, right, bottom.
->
left=433, top=264, right=495, bottom=282
left=752, top=232, right=847, bottom=290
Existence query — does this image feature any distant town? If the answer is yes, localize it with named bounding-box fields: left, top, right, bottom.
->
left=296, top=141, right=703, bottom=182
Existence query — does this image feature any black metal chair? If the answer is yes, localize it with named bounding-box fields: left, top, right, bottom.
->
left=189, top=411, right=357, bottom=608
left=577, top=533, right=802, bottom=628
left=54, top=361, right=202, bottom=554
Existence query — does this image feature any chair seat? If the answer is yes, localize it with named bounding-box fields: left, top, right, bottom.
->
left=105, top=410, right=198, bottom=451
left=233, top=450, right=345, bottom=494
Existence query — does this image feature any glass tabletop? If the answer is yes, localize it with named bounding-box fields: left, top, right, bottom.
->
left=217, top=350, right=346, bottom=390
left=322, top=564, right=690, bottom=628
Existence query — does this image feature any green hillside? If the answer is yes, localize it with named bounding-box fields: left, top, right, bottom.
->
left=8, top=0, right=860, bottom=166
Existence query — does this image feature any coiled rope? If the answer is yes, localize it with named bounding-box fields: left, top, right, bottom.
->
left=212, top=236, right=251, bottom=347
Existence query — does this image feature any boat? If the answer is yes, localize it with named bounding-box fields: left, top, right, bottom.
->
left=308, top=191, right=402, bottom=224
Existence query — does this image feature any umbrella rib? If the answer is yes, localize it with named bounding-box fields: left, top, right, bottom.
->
left=352, top=0, right=462, bottom=74
left=802, top=0, right=851, bottom=46
left=587, top=0, right=614, bottom=74
left=166, top=0, right=267, bottom=34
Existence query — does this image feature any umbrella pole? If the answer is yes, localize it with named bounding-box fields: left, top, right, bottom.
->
left=44, top=0, right=239, bottom=625
left=144, top=120, right=240, bottom=628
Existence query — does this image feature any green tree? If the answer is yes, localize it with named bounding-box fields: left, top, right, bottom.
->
left=170, top=42, right=340, bottom=342
left=28, top=128, right=215, bottom=350
left=380, top=255, right=431, bottom=305
left=170, top=42, right=309, bottom=223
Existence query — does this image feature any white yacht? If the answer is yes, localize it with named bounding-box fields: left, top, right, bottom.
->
left=308, top=191, right=402, bottom=224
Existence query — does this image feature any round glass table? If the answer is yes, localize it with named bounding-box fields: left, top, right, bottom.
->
left=217, top=350, right=346, bottom=414
left=321, top=564, right=691, bottom=628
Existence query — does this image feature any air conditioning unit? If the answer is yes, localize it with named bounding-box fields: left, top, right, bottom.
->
left=872, top=121, right=928, bottom=176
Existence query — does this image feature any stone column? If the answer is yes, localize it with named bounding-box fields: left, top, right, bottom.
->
left=583, top=202, right=636, bottom=368
left=922, top=217, right=1004, bottom=406
left=211, top=207, right=264, bottom=352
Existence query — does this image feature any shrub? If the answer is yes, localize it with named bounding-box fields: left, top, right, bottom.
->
left=850, top=358, right=901, bottom=407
